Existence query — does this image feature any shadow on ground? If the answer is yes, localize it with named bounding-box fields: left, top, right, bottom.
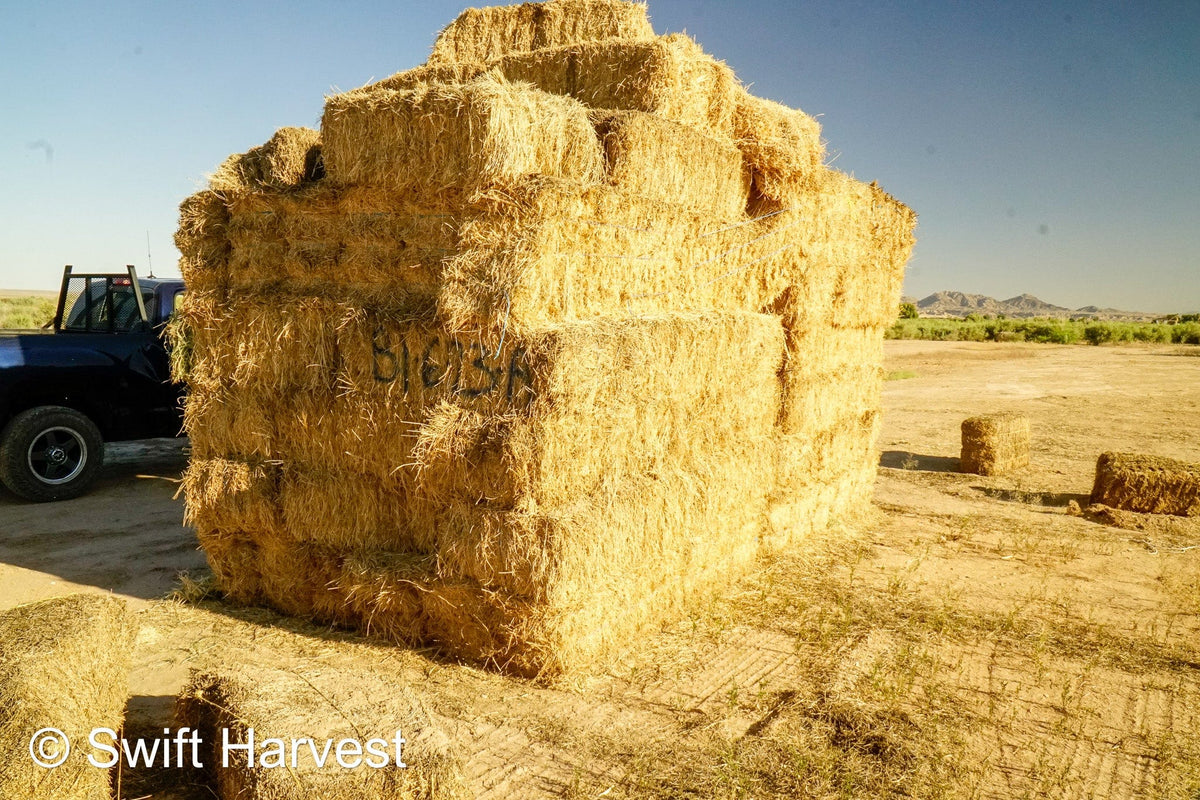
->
left=973, top=486, right=1091, bottom=508
left=879, top=450, right=961, bottom=473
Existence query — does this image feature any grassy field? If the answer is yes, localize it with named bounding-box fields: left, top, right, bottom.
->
left=0, top=296, right=55, bottom=329
left=888, top=316, right=1200, bottom=345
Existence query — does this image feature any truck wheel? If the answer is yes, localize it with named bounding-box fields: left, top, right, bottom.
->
left=0, top=406, right=104, bottom=502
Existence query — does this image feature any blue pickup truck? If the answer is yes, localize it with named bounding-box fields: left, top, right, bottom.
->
left=0, top=266, right=186, bottom=501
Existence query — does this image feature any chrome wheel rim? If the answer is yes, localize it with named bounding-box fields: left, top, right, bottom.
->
left=27, top=427, right=88, bottom=485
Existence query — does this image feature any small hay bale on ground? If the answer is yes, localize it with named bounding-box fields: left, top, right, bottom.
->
left=177, top=663, right=464, bottom=800
left=208, top=126, right=324, bottom=192
left=427, top=0, right=654, bottom=66
left=321, top=76, right=604, bottom=195
left=1090, top=452, right=1200, bottom=517
left=960, top=413, right=1031, bottom=476
left=0, top=595, right=136, bottom=800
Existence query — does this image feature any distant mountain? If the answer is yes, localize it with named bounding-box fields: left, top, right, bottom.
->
left=912, top=292, right=1155, bottom=321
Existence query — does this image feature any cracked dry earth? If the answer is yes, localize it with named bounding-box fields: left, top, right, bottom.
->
left=2, top=340, right=1198, bottom=798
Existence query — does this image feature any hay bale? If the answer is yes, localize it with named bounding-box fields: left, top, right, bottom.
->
left=591, top=109, right=749, bottom=217
left=175, top=190, right=232, bottom=294
left=732, top=89, right=824, bottom=203
left=1090, top=452, right=1200, bottom=517
left=960, top=413, right=1031, bottom=476
left=321, top=76, right=604, bottom=195
left=428, top=0, right=654, bottom=65
left=493, top=33, right=740, bottom=134
left=0, top=595, right=136, bottom=800
left=176, top=663, right=464, bottom=800
left=208, top=126, right=324, bottom=192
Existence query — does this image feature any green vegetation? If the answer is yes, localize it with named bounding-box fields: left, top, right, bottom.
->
left=0, top=297, right=55, bottom=329
left=885, top=370, right=918, bottom=381
left=898, top=302, right=919, bottom=320
left=887, top=316, right=1200, bottom=346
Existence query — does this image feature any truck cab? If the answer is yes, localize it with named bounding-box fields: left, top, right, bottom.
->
left=0, top=266, right=186, bottom=501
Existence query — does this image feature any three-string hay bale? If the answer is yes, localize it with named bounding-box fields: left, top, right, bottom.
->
left=177, top=663, right=465, bottom=800
left=176, top=190, right=232, bottom=294
left=0, top=595, right=136, bottom=800
left=960, top=413, right=1031, bottom=476
left=733, top=90, right=824, bottom=203
left=768, top=410, right=882, bottom=549
left=1090, top=452, right=1200, bottom=517
left=591, top=110, right=749, bottom=217
left=222, top=187, right=460, bottom=304
left=491, top=33, right=740, bottom=134
left=208, top=126, right=324, bottom=192
left=321, top=76, right=604, bottom=195
left=428, top=0, right=653, bottom=65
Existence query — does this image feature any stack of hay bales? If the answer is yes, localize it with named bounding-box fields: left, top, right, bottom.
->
left=0, top=595, right=136, bottom=800
left=960, top=412, right=1031, bottom=476
left=175, top=0, right=916, bottom=676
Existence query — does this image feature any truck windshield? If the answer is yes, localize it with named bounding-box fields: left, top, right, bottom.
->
left=62, top=278, right=152, bottom=333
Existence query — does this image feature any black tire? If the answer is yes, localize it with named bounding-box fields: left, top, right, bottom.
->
left=0, top=406, right=104, bottom=502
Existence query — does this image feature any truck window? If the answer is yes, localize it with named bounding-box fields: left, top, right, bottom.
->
left=62, top=278, right=153, bottom=333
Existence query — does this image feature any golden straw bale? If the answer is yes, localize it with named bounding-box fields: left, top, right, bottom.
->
left=494, top=33, right=740, bottom=133
left=733, top=89, right=824, bottom=203
left=175, top=190, right=232, bottom=294
left=1090, top=452, right=1200, bottom=517
left=183, top=457, right=281, bottom=535
left=182, top=386, right=278, bottom=461
left=781, top=364, right=883, bottom=437
left=208, top=126, right=323, bottom=192
left=321, top=76, right=604, bottom=195
left=591, top=110, right=749, bottom=218
left=371, top=61, right=492, bottom=92
left=768, top=411, right=882, bottom=549
left=177, top=663, right=465, bottom=800
left=960, top=413, right=1031, bottom=476
left=223, top=184, right=461, bottom=304
left=440, top=166, right=912, bottom=335
left=193, top=529, right=264, bottom=605
left=180, top=293, right=342, bottom=395
left=428, top=0, right=654, bottom=66
left=0, top=595, right=135, bottom=800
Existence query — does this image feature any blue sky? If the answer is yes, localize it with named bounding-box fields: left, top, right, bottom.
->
left=2, top=0, right=1197, bottom=311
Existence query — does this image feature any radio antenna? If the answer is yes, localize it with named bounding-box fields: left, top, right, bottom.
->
left=146, top=230, right=155, bottom=278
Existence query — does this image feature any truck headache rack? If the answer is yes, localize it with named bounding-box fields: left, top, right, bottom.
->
left=54, top=265, right=150, bottom=333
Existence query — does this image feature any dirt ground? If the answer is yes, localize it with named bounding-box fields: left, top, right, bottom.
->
left=1, top=341, right=1197, bottom=799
